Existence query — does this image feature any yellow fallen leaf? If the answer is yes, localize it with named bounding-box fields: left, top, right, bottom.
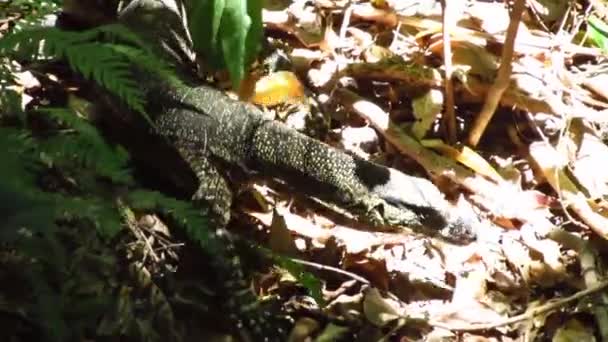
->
left=250, top=71, right=305, bottom=106
left=422, top=139, right=503, bottom=182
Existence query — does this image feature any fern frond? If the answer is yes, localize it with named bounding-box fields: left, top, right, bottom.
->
left=108, top=44, right=182, bottom=87
left=0, top=127, right=41, bottom=190
left=126, top=190, right=215, bottom=249
left=0, top=24, right=177, bottom=114
left=0, top=125, right=126, bottom=239
left=60, top=195, right=124, bottom=239
left=0, top=128, right=56, bottom=240
left=65, top=42, right=146, bottom=112
left=39, top=107, right=133, bottom=185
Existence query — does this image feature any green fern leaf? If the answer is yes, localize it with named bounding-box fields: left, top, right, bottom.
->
left=39, top=107, right=133, bottom=185
left=0, top=24, right=177, bottom=114
left=126, top=190, right=217, bottom=250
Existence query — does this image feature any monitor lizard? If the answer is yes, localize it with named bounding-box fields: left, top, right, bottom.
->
left=82, top=0, right=478, bottom=340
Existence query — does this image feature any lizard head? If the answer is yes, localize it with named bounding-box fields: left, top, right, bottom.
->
left=371, top=168, right=478, bottom=244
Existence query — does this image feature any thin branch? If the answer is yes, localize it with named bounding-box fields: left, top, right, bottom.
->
left=290, top=258, right=370, bottom=285
left=429, top=279, right=608, bottom=331
left=467, top=0, right=525, bottom=147
left=440, top=0, right=457, bottom=144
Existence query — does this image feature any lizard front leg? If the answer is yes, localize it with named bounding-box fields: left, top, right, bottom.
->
left=173, top=142, right=284, bottom=341
left=183, top=149, right=233, bottom=225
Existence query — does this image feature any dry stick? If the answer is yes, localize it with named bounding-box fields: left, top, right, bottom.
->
left=290, top=258, right=370, bottom=285
left=339, top=4, right=354, bottom=42
left=440, top=0, right=457, bottom=144
left=118, top=200, right=160, bottom=264
left=466, top=0, right=526, bottom=147
left=428, top=279, right=608, bottom=332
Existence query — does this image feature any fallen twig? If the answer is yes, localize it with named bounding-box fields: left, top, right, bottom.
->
left=440, top=0, right=457, bottom=144
left=429, top=279, right=608, bottom=331
left=467, top=0, right=525, bottom=147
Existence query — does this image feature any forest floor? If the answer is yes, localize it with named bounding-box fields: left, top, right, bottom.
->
left=3, top=0, right=608, bottom=341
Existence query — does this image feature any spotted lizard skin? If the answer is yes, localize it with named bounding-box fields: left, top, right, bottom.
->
left=97, top=0, right=478, bottom=339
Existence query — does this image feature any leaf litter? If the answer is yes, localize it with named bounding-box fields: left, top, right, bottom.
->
left=236, top=0, right=608, bottom=340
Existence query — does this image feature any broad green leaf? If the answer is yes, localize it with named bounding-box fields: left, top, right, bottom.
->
left=221, top=0, right=250, bottom=88
left=588, top=15, right=608, bottom=52
left=188, top=0, right=225, bottom=64
left=277, top=256, right=325, bottom=306
left=244, top=0, right=263, bottom=73
left=188, top=0, right=263, bottom=88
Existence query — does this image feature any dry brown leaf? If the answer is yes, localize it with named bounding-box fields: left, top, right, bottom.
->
left=552, top=319, right=597, bottom=342
left=350, top=3, right=398, bottom=27
left=343, top=253, right=389, bottom=290
left=329, top=227, right=389, bottom=254
left=520, top=224, right=566, bottom=279
left=383, top=241, right=455, bottom=295
left=307, top=59, right=340, bottom=89
left=269, top=208, right=300, bottom=255
left=263, top=9, right=324, bottom=47
left=271, top=206, right=332, bottom=246
left=248, top=183, right=276, bottom=212
left=362, top=287, right=403, bottom=327
left=435, top=269, right=507, bottom=327
left=583, top=73, right=608, bottom=102
left=428, top=40, right=498, bottom=82
left=464, top=1, right=510, bottom=35
left=529, top=141, right=608, bottom=238
left=290, top=48, right=326, bottom=72
left=326, top=292, right=364, bottom=321
left=567, top=121, right=608, bottom=200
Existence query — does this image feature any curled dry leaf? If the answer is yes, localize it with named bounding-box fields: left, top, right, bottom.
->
left=362, top=287, right=403, bottom=327
left=269, top=208, right=300, bottom=255
left=384, top=240, right=456, bottom=289
left=582, top=73, right=608, bottom=102
left=529, top=141, right=608, bottom=239
left=326, top=292, right=364, bottom=322
left=566, top=120, right=608, bottom=200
